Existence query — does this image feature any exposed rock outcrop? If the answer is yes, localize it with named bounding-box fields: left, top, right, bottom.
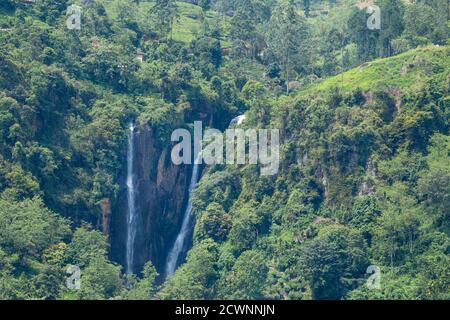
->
left=100, top=198, right=111, bottom=239
left=359, top=159, right=377, bottom=196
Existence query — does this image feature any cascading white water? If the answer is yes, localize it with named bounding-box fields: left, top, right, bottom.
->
left=229, top=114, right=246, bottom=126
left=126, top=123, right=137, bottom=274
left=165, top=152, right=202, bottom=277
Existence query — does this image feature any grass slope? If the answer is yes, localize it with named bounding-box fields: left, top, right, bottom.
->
left=101, top=0, right=230, bottom=44
left=302, top=45, right=450, bottom=95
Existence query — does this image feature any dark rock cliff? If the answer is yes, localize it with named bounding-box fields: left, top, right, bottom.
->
left=110, top=123, right=190, bottom=275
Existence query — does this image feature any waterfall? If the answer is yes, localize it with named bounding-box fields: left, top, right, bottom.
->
left=165, top=151, right=202, bottom=277
left=126, top=123, right=137, bottom=274
left=229, top=114, right=246, bottom=126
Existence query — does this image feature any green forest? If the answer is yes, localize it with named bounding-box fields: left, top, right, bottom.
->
left=0, top=0, right=449, bottom=300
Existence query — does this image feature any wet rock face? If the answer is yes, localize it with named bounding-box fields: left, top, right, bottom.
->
left=100, top=198, right=111, bottom=239
left=110, top=124, right=190, bottom=275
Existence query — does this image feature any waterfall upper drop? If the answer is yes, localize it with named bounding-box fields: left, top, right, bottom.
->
left=126, top=123, right=137, bottom=274
left=110, top=123, right=192, bottom=275
left=229, top=114, right=246, bottom=127
left=165, top=151, right=202, bottom=277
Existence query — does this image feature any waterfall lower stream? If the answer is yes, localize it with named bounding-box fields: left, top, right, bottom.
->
left=124, top=118, right=244, bottom=276
left=126, top=123, right=137, bottom=274
left=164, top=152, right=202, bottom=277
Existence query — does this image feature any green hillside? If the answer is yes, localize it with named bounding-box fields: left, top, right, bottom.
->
left=164, top=44, right=449, bottom=300
left=304, top=45, right=450, bottom=93
left=0, top=0, right=448, bottom=301
left=100, top=0, right=230, bottom=44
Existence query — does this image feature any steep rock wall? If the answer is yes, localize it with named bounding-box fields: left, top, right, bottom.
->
left=110, top=124, right=190, bottom=275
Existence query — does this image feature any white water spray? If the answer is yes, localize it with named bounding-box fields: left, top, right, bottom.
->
left=126, top=123, right=137, bottom=274
left=165, top=151, right=202, bottom=277
left=229, top=114, right=246, bottom=126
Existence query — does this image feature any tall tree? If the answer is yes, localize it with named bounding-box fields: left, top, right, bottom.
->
left=149, top=0, right=178, bottom=40
left=377, top=0, right=404, bottom=57
left=229, top=0, right=257, bottom=57
left=267, top=0, right=309, bottom=94
left=347, top=7, right=378, bottom=63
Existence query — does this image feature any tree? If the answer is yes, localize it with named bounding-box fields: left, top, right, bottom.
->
left=416, top=249, right=450, bottom=299
left=218, top=250, right=268, bottom=299
left=417, top=133, right=450, bottom=227
left=65, top=227, right=109, bottom=268
left=116, top=0, right=139, bottom=32
left=300, top=226, right=369, bottom=299
left=149, top=0, right=178, bottom=40
left=124, top=261, right=159, bottom=300
left=347, top=7, right=378, bottom=62
left=229, top=0, right=259, bottom=58
left=321, top=29, right=344, bottom=76
left=190, top=35, right=222, bottom=77
left=0, top=198, right=70, bottom=299
left=71, top=256, right=122, bottom=300
left=418, top=169, right=450, bottom=226
left=159, top=240, right=219, bottom=299
left=348, top=196, right=381, bottom=231
left=403, top=3, right=437, bottom=45
left=372, top=193, right=420, bottom=268
left=377, top=0, right=404, bottom=57
left=300, top=238, right=346, bottom=299
left=403, top=1, right=449, bottom=46
left=241, top=80, right=272, bottom=125
left=0, top=197, right=70, bottom=259
left=267, top=0, right=309, bottom=94
left=194, top=202, right=232, bottom=242
left=229, top=205, right=261, bottom=254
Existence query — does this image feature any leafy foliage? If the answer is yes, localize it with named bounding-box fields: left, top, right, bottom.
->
left=0, top=0, right=448, bottom=300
